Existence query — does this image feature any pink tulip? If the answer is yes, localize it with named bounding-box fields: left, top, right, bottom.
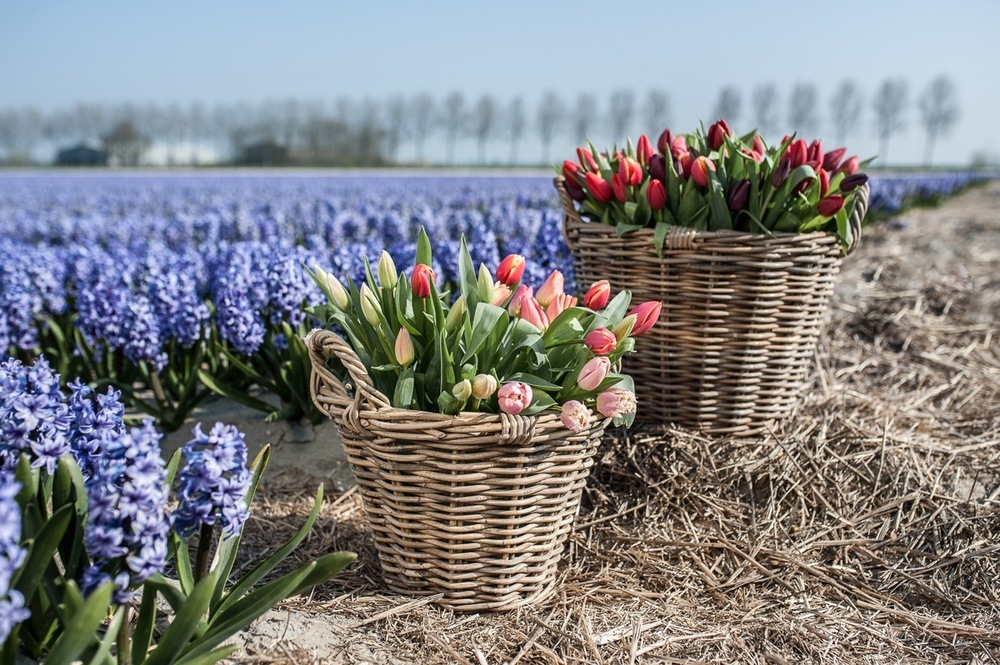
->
left=507, top=284, right=533, bottom=315
left=490, top=282, right=512, bottom=306
left=498, top=382, right=533, bottom=415
left=787, top=139, right=808, bottom=168
left=519, top=296, right=550, bottom=331
left=753, top=135, right=766, bottom=159
left=496, top=254, right=526, bottom=286
left=560, top=400, right=592, bottom=433
left=585, top=328, right=617, bottom=356
left=837, top=156, right=860, bottom=176
left=585, top=172, right=614, bottom=203
left=597, top=388, right=637, bottom=418
left=546, top=293, right=577, bottom=321
left=577, top=356, right=611, bottom=391
left=411, top=264, right=435, bottom=298
left=535, top=271, right=564, bottom=307
left=394, top=328, right=414, bottom=366
left=628, top=301, right=662, bottom=335
left=583, top=280, right=611, bottom=310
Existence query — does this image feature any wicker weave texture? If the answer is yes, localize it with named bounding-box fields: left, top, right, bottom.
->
left=306, top=329, right=607, bottom=612
left=556, top=177, right=869, bottom=436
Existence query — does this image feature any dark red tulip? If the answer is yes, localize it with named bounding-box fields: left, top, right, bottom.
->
left=819, top=168, right=830, bottom=197
left=649, top=154, right=666, bottom=182
left=817, top=194, right=845, bottom=217
left=565, top=177, right=586, bottom=201
left=690, top=156, right=715, bottom=187
left=787, top=139, right=808, bottom=168
left=837, top=156, right=860, bottom=176
left=619, top=155, right=642, bottom=186
left=822, top=147, right=847, bottom=172
left=577, top=147, right=599, bottom=172
left=585, top=172, right=614, bottom=202
left=771, top=157, right=791, bottom=187
left=562, top=160, right=580, bottom=182
left=647, top=179, right=667, bottom=210
left=707, top=119, right=732, bottom=151
left=657, top=129, right=674, bottom=154
left=840, top=172, right=869, bottom=191
left=636, top=134, right=656, bottom=164
left=807, top=140, right=823, bottom=164
left=728, top=179, right=750, bottom=212
left=612, top=172, right=628, bottom=203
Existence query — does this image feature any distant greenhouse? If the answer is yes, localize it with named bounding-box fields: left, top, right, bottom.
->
left=55, top=144, right=107, bottom=166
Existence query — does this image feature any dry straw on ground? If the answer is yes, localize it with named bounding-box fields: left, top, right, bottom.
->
left=233, top=182, right=1000, bottom=664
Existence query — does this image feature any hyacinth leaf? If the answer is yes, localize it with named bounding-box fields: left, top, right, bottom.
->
left=214, top=484, right=325, bottom=618
left=172, top=533, right=196, bottom=596
left=43, top=581, right=113, bottom=665
left=52, top=456, right=89, bottom=579
left=165, top=449, right=183, bottom=492
left=85, top=605, right=125, bottom=665
left=13, top=503, right=73, bottom=602
left=416, top=227, right=433, bottom=267
left=133, top=584, right=160, bottom=664
left=173, top=646, right=239, bottom=665
left=143, top=575, right=186, bottom=613
left=289, top=551, right=357, bottom=596
left=197, top=370, right=276, bottom=415
left=143, top=568, right=221, bottom=665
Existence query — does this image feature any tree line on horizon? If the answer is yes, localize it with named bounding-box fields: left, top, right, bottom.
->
left=0, top=76, right=960, bottom=168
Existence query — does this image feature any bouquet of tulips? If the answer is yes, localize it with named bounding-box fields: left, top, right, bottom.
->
left=310, top=229, right=661, bottom=430
left=560, top=120, right=872, bottom=253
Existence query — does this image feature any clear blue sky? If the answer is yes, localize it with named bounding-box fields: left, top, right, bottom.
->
left=2, top=1, right=998, bottom=165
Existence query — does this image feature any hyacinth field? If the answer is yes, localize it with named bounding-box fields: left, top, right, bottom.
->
left=0, top=170, right=988, bottom=432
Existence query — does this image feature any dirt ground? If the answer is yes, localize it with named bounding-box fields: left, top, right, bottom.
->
left=228, top=182, right=1000, bottom=664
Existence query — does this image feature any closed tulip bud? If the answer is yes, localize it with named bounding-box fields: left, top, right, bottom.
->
left=394, top=328, right=414, bottom=366
left=577, top=146, right=599, bottom=172
left=807, top=140, right=823, bottom=165
left=496, top=254, right=526, bottom=286
left=585, top=172, right=614, bottom=203
left=707, top=119, right=732, bottom=150
left=840, top=172, right=869, bottom=192
left=507, top=284, right=533, bottom=315
left=670, top=135, right=689, bottom=159
left=477, top=264, right=495, bottom=301
left=498, top=381, right=532, bottom=415
left=585, top=327, right=617, bottom=355
left=619, top=155, right=642, bottom=186
left=636, top=134, right=656, bottom=164
left=535, top=270, right=564, bottom=307
left=647, top=179, right=667, bottom=210
left=360, top=283, right=380, bottom=325
left=562, top=160, right=580, bottom=182
left=837, top=156, right=860, bottom=176
left=822, top=147, right=847, bottom=172
left=411, top=263, right=434, bottom=298
left=819, top=169, right=830, bottom=197
left=648, top=154, right=666, bottom=183
left=817, top=195, right=845, bottom=217
left=560, top=400, right=592, bottom=433
left=728, top=179, right=750, bottom=212
left=678, top=152, right=693, bottom=178
left=546, top=293, right=577, bottom=321
left=564, top=177, right=586, bottom=201
left=445, top=294, right=466, bottom=332
left=377, top=251, right=398, bottom=289
left=612, top=314, right=636, bottom=341
left=657, top=128, right=674, bottom=154
left=317, top=266, right=350, bottom=310
left=597, top=387, right=637, bottom=418
left=628, top=301, right=662, bottom=335
left=612, top=172, right=628, bottom=203
left=472, top=373, right=498, bottom=399
left=452, top=379, right=472, bottom=401
left=771, top=157, right=791, bottom=187
left=753, top=134, right=766, bottom=159
left=787, top=139, right=808, bottom=168
left=691, top=156, right=715, bottom=187
left=583, top=280, right=611, bottom=310
left=519, top=296, right=550, bottom=331
left=491, top=282, right=512, bottom=306
left=577, top=356, right=611, bottom=392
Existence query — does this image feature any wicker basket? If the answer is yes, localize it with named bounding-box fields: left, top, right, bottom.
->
left=555, top=176, right=870, bottom=436
left=306, top=329, right=607, bottom=612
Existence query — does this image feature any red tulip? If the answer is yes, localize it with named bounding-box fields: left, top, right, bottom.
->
left=618, top=155, right=642, bottom=186
left=562, top=160, right=580, bottom=181
left=636, top=134, right=656, bottom=164
left=840, top=172, right=869, bottom=192
left=585, top=327, right=617, bottom=356
left=837, top=156, right=860, bottom=176
left=612, top=173, right=627, bottom=203
left=577, top=146, right=599, bottom=172
left=819, top=169, right=830, bottom=197
left=678, top=151, right=693, bottom=178
left=817, top=195, right=845, bottom=217
left=583, top=280, right=611, bottom=310
left=585, top=172, right=614, bottom=203
left=496, top=254, right=526, bottom=286
left=707, top=119, right=732, bottom=150
left=690, top=156, right=715, bottom=187
left=657, top=128, right=674, bottom=154
left=628, top=301, right=662, bottom=335
left=787, top=139, right=808, bottom=168
left=822, top=147, right=847, bottom=172
left=646, top=179, right=667, bottom=210
left=728, top=179, right=750, bottom=212
left=411, top=263, right=435, bottom=298
left=807, top=140, right=823, bottom=165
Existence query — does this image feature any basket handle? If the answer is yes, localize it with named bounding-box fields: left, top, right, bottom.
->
left=553, top=176, right=581, bottom=252
left=305, top=329, right=391, bottom=427
left=844, top=182, right=869, bottom=256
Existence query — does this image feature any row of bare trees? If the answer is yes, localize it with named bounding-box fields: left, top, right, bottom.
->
left=0, top=76, right=960, bottom=167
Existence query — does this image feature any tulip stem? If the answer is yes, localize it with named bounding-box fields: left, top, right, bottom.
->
left=194, top=523, right=215, bottom=582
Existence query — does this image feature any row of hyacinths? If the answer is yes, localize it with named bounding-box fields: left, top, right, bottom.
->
left=0, top=356, right=251, bottom=643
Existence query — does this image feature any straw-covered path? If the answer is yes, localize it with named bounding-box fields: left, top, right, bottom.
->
left=233, top=181, right=1000, bottom=664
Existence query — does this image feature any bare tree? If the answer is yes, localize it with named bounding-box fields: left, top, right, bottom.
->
left=608, top=89, right=635, bottom=139
left=829, top=80, right=863, bottom=145
left=643, top=90, right=671, bottom=133
left=507, top=97, right=526, bottom=166
left=471, top=94, right=497, bottom=165
left=788, top=83, right=819, bottom=136
left=919, top=76, right=959, bottom=166
left=872, top=78, right=908, bottom=165
left=713, top=86, right=742, bottom=128
left=573, top=93, right=597, bottom=142
left=537, top=90, right=564, bottom=165
left=751, top=84, right=779, bottom=138
left=103, top=120, right=149, bottom=167
left=442, top=91, right=466, bottom=165
left=410, top=93, right=435, bottom=163
left=383, top=95, right=407, bottom=161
